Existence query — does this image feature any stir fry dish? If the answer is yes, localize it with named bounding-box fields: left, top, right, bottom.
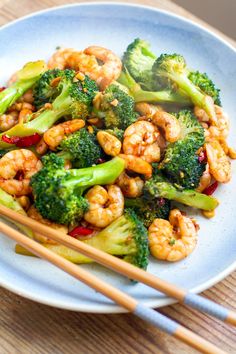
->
left=0, top=39, right=235, bottom=269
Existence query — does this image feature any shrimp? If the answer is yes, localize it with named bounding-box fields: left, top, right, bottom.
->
left=135, top=102, right=163, bottom=118
left=0, top=112, right=18, bottom=131
left=97, top=131, right=121, bottom=156
left=43, top=119, right=85, bottom=150
left=148, top=209, right=198, bottom=262
left=205, top=140, right=231, bottom=183
left=47, top=48, right=75, bottom=69
left=84, top=185, right=124, bottom=228
left=48, top=46, right=122, bottom=90
left=0, top=149, right=42, bottom=196
left=28, top=206, right=68, bottom=244
left=195, top=105, right=229, bottom=140
left=196, top=163, right=212, bottom=192
left=119, top=154, right=152, bottom=179
left=116, top=172, right=144, bottom=198
left=152, top=111, right=181, bottom=143
left=84, top=46, right=122, bottom=90
left=123, top=121, right=161, bottom=163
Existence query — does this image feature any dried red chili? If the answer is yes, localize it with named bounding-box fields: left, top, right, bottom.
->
left=203, top=181, right=218, bottom=195
left=69, top=226, right=94, bottom=237
left=198, top=150, right=207, bottom=163
left=2, top=133, right=41, bottom=147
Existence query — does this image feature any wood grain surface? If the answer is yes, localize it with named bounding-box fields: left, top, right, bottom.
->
left=0, top=1, right=235, bottom=353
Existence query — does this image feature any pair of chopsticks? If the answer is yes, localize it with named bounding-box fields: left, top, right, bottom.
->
left=0, top=205, right=234, bottom=354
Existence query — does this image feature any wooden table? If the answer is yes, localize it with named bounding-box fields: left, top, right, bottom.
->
left=0, top=1, right=235, bottom=353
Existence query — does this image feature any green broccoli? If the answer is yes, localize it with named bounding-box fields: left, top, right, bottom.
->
left=57, top=128, right=104, bottom=168
left=15, top=209, right=149, bottom=270
left=144, top=173, right=218, bottom=211
left=103, top=127, right=124, bottom=141
left=159, top=110, right=205, bottom=189
left=94, top=83, right=137, bottom=129
left=125, top=196, right=170, bottom=227
left=0, top=70, right=98, bottom=148
left=118, top=69, right=191, bottom=105
left=0, top=188, right=34, bottom=239
left=33, top=68, right=63, bottom=109
left=188, top=71, right=221, bottom=106
left=152, top=54, right=216, bottom=118
left=123, top=38, right=156, bottom=90
left=0, top=60, right=47, bottom=115
left=31, top=154, right=125, bottom=225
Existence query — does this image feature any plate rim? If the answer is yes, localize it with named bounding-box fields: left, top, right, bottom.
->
left=0, top=1, right=235, bottom=313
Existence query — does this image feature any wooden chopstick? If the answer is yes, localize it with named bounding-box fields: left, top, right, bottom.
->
left=0, top=203, right=236, bottom=329
left=0, top=219, right=227, bottom=354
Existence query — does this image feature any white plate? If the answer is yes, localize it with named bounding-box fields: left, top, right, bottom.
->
left=0, top=3, right=235, bottom=313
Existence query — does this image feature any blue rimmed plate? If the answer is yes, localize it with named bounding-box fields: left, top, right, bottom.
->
left=0, top=2, right=235, bottom=313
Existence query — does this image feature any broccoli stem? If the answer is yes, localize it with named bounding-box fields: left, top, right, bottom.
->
left=15, top=243, right=93, bottom=263
left=133, top=88, right=190, bottom=104
left=169, top=73, right=214, bottom=117
left=0, top=61, right=47, bottom=115
left=62, top=157, right=125, bottom=190
left=0, top=188, right=34, bottom=239
left=147, top=181, right=219, bottom=211
left=118, top=71, right=191, bottom=105
left=0, top=108, right=61, bottom=148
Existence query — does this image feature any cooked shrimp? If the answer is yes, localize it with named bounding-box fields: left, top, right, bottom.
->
left=196, top=163, right=212, bottom=192
left=0, top=112, right=18, bottom=131
left=195, top=105, right=229, bottom=140
left=97, top=131, right=121, bottom=156
left=84, top=46, right=122, bottom=90
left=84, top=185, right=124, bottom=228
left=36, top=137, right=48, bottom=155
left=152, top=111, right=181, bottom=143
left=0, top=149, right=42, bottom=196
left=47, top=48, right=75, bottom=69
left=205, top=140, right=231, bottom=183
left=116, top=172, right=144, bottom=198
left=43, top=119, right=85, bottom=150
left=148, top=209, right=198, bottom=262
left=135, top=102, right=163, bottom=118
left=28, top=206, right=68, bottom=244
left=123, top=121, right=161, bottom=163
left=119, top=154, right=152, bottom=179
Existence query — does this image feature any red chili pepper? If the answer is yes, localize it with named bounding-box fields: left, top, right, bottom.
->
left=97, top=158, right=106, bottom=164
left=198, top=150, right=207, bottom=163
left=0, top=87, right=6, bottom=92
left=158, top=198, right=165, bottom=206
left=2, top=133, right=41, bottom=147
left=69, top=226, right=94, bottom=237
left=203, top=181, right=218, bottom=195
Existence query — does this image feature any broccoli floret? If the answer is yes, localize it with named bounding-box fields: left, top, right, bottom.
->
left=57, top=128, right=104, bottom=168
left=0, top=70, right=98, bottom=149
left=152, top=54, right=216, bottom=119
left=33, top=68, right=63, bottom=109
left=123, top=38, right=156, bottom=90
left=94, top=83, right=137, bottom=129
left=144, top=172, right=218, bottom=211
left=15, top=209, right=149, bottom=270
left=31, top=154, right=125, bottom=225
left=159, top=110, right=205, bottom=189
left=0, top=188, right=34, bottom=239
left=118, top=69, right=191, bottom=105
left=0, top=61, right=47, bottom=115
left=125, top=196, right=170, bottom=227
left=188, top=71, right=221, bottom=106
